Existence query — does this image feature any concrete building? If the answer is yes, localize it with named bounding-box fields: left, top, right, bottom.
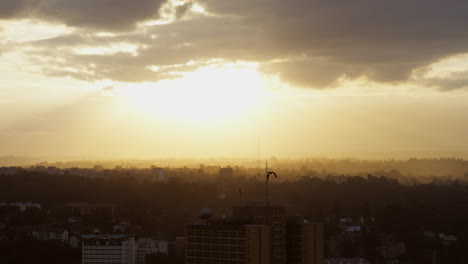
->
left=136, top=248, right=146, bottom=264
left=286, top=220, right=324, bottom=264
left=32, top=229, right=69, bottom=243
left=232, top=204, right=287, bottom=264
left=186, top=203, right=323, bottom=264
left=186, top=219, right=271, bottom=264
left=137, top=238, right=168, bottom=254
left=81, top=234, right=137, bottom=264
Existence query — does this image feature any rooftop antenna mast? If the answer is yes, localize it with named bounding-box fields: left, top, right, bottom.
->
left=265, top=162, right=277, bottom=206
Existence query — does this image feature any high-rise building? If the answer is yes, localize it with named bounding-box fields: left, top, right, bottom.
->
left=232, top=204, right=287, bottom=264
left=186, top=203, right=323, bottom=264
left=286, top=220, right=324, bottom=264
left=186, top=219, right=270, bottom=264
left=81, top=234, right=136, bottom=264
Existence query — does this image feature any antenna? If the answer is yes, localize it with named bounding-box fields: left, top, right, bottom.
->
left=265, top=161, right=268, bottom=205
left=257, top=136, right=260, bottom=180
left=265, top=161, right=277, bottom=206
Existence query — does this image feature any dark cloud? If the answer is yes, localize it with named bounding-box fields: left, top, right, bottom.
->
left=0, top=0, right=167, bottom=31
left=5, top=0, right=468, bottom=89
left=196, top=0, right=468, bottom=87
left=0, top=0, right=31, bottom=18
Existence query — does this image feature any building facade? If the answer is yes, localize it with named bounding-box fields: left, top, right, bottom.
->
left=286, top=221, right=324, bottom=264
left=232, top=205, right=287, bottom=264
left=186, top=220, right=270, bottom=264
left=186, top=204, right=323, bottom=264
left=81, top=234, right=137, bottom=264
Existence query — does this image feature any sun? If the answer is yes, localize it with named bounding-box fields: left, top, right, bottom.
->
left=121, top=63, right=267, bottom=123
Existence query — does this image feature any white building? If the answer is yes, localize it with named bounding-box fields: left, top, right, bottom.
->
left=32, top=229, right=68, bottom=243
left=341, top=225, right=361, bottom=233
left=439, top=233, right=458, bottom=245
left=81, top=234, right=137, bottom=264
left=137, top=238, right=168, bottom=254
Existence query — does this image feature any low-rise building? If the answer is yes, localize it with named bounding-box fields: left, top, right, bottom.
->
left=32, top=229, right=69, bottom=243
left=81, top=234, right=137, bottom=264
left=137, top=238, right=168, bottom=254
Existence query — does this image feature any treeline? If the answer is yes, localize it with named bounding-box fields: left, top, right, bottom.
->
left=1, top=172, right=468, bottom=246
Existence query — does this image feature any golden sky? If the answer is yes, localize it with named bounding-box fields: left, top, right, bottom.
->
left=1, top=0, right=468, bottom=159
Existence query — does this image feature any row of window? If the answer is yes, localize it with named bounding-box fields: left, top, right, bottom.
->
left=83, top=249, right=126, bottom=252
left=83, top=258, right=125, bottom=260
left=83, top=262, right=124, bottom=264
left=83, top=253, right=124, bottom=256
left=187, top=257, right=247, bottom=264
left=187, top=251, right=247, bottom=259
left=187, top=231, right=244, bottom=237
left=187, top=244, right=247, bottom=251
left=187, top=237, right=247, bottom=244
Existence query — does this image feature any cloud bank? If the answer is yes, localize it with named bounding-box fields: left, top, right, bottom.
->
left=2, top=0, right=468, bottom=89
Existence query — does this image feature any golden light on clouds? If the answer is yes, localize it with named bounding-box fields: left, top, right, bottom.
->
left=73, top=43, right=140, bottom=56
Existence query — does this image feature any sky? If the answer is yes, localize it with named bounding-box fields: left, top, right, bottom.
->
left=1, top=0, right=468, bottom=159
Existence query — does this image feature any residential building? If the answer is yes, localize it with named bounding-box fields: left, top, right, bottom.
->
left=186, top=203, right=323, bottom=264
left=232, top=204, right=287, bottom=264
left=137, top=238, right=168, bottom=254
left=286, top=220, right=324, bottom=264
left=81, top=234, right=136, bottom=264
left=186, top=219, right=270, bottom=264
left=136, top=248, right=146, bottom=264
left=32, top=229, right=69, bottom=243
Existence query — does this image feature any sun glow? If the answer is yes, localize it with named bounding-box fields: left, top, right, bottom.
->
left=122, top=63, right=267, bottom=122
